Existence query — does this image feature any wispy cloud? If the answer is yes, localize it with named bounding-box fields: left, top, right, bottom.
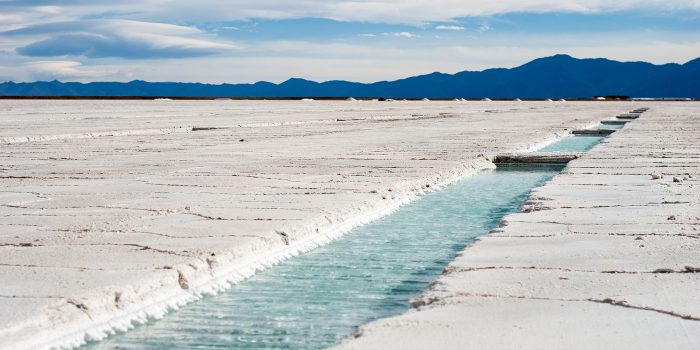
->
left=435, top=25, right=464, bottom=31
left=2, top=1, right=698, bottom=25
left=384, top=31, right=415, bottom=38
left=24, top=60, right=120, bottom=80
left=478, top=24, right=492, bottom=33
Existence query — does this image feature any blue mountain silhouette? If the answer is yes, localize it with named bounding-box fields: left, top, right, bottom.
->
left=1, top=54, right=698, bottom=98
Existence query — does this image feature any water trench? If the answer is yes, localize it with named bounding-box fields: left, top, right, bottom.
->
left=85, top=133, right=609, bottom=350
left=537, top=135, right=605, bottom=152
left=597, top=123, right=624, bottom=130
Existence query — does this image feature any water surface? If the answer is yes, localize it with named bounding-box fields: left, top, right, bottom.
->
left=597, top=123, right=624, bottom=130
left=538, top=135, right=605, bottom=152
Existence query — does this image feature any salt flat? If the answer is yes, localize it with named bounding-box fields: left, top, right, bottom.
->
left=0, top=100, right=678, bottom=349
left=335, top=103, right=700, bottom=350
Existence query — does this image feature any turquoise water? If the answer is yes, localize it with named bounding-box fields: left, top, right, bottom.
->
left=597, top=123, right=624, bottom=130
left=537, top=135, right=605, bottom=152
left=85, top=165, right=563, bottom=350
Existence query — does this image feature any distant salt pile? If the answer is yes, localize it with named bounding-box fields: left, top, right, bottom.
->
left=453, top=98, right=461, bottom=101
left=559, top=99, right=567, bottom=102
left=514, top=98, right=522, bottom=102
left=545, top=98, right=553, bottom=102
left=421, top=98, right=431, bottom=101
left=482, top=98, right=492, bottom=102
left=301, top=98, right=315, bottom=101
left=346, top=97, right=357, bottom=101
left=596, top=96, right=606, bottom=100
left=154, top=98, right=172, bottom=101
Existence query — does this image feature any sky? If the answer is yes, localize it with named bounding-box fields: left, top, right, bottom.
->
left=0, top=1, right=699, bottom=83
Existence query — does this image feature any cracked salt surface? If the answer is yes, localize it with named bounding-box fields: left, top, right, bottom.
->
left=84, top=166, right=563, bottom=350
left=0, top=100, right=687, bottom=349
left=83, top=123, right=626, bottom=348
left=336, top=104, right=700, bottom=350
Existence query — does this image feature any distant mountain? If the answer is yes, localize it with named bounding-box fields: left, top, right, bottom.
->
left=1, top=55, right=698, bottom=98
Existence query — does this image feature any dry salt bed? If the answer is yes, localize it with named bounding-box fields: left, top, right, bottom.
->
left=0, top=100, right=696, bottom=349
left=336, top=103, right=700, bottom=350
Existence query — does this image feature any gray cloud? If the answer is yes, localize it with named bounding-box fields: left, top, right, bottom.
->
left=17, top=34, right=226, bottom=58
left=5, top=20, right=237, bottom=59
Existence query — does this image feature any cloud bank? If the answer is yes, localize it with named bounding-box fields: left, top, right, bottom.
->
left=3, top=20, right=237, bottom=59
left=0, top=0, right=698, bottom=83
left=2, top=0, right=699, bottom=25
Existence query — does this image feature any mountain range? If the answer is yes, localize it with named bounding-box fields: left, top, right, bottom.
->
left=1, top=54, right=698, bottom=98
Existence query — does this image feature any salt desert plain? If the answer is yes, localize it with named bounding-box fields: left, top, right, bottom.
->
left=0, top=100, right=698, bottom=349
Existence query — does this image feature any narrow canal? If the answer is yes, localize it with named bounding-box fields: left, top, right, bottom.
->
left=87, top=133, right=609, bottom=350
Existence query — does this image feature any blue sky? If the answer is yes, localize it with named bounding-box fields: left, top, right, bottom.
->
left=0, top=1, right=699, bottom=83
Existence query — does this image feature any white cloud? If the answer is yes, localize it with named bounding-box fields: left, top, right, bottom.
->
left=435, top=25, right=464, bottom=31
left=478, top=24, right=492, bottom=33
left=34, top=6, right=63, bottom=15
left=0, top=5, right=70, bottom=31
left=3, top=1, right=699, bottom=25
left=24, top=60, right=120, bottom=81
left=166, top=38, right=700, bottom=82
left=7, top=36, right=692, bottom=84
left=384, top=31, right=415, bottom=38
left=140, top=1, right=700, bottom=24
left=0, top=1, right=698, bottom=83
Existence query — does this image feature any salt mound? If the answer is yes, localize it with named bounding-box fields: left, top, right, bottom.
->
left=482, top=98, right=492, bottom=102
left=301, top=98, right=315, bottom=101
left=346, top=97, right=357, bottom=101
left=453, top=98, right=461, bottom=101
left=514, top=98, right=522, bottom=102
left=559, top=99, right=567, bottom=102
left=545, top=98, right=553, bottom=102
left=421, top=98, right=431, bottom=101
left=154, top=98, right=172, bottom=101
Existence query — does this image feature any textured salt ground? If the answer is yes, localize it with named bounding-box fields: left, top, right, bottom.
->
left=0, top=100, right=659, bottom=349
left=81, top=166, right=561, bottom=350
left=335, top=103, right=700, bottom=350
